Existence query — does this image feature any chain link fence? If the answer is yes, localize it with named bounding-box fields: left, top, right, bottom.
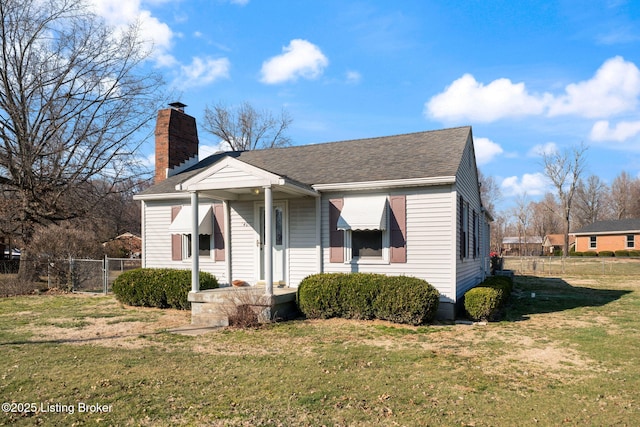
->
left=503, top=256, right=640, bottom=276
left=39, top=257, right=141, bottom=293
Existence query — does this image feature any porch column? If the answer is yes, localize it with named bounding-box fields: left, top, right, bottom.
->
left=191, top=191, right=200, bottom=292
left=264, top=185, right=273, bottom=296
left=223, top=199, right=231, bottom=285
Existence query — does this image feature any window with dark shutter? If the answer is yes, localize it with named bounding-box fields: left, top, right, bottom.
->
left=213, top=204, right=225, bottom=261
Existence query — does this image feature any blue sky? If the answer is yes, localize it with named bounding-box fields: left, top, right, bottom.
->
left=93, top=0, right=640, bottom=212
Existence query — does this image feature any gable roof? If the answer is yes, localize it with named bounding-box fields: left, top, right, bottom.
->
left=543, top=233, right=575, bottom=246
left=138, top=126, right=472, bottom=197
left=572, top=219, right=640, bottom=235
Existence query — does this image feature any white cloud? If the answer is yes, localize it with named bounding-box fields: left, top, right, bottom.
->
left=260, top=39, right=329, bottom=84
left=474, top=137, right=503, bottom=165
left=501, top=173, right=549, bottom=197
left=426, top=74, right=548, bottom=122
left=89, top=0, right=175, bottom=66
left=175, top=57, right=230, bottom=89
left=346, top=70, right=362, bottom=84
left=426, top=56, right=640, bottom=124
left=527, top=142, right=558, bottom=157
left=590, top=120, right=640, bottom=142
left=548, top=56, right=640, bottom=118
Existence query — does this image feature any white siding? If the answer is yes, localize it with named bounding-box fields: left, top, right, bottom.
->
left=288, top=197, right=318, bottom=286
left=454, top=135, right=486, bottom=300
left=229, top=201, right=256, bottom=283
left=321, top=187, right=456, bottom=301
left=142, top=199, right=228, bottom=283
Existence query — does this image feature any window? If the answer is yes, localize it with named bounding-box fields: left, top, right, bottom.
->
left=627, top=234, right=635, bottom=249
left=352, top=230, right=383, bottom=258
left=183, top=234, right=212, bottom=258
left=589, top=236, right=597, bottom=249
left=330, top=195, right=406, bottom=264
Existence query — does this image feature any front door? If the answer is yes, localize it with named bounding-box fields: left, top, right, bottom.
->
left=258, top=203, right=286, bottom=283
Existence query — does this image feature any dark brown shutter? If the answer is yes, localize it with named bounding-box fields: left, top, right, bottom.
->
left=213, top=204, right=225, bottom=261
left=171, top=206, right=182, bottom=261
left=459, top=196, right=465, bottom=259
left=329, top=198, right=344, bottom=263
left=389, top=195, right=407, bottom=263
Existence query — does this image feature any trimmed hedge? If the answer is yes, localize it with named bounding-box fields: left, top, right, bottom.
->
left=112, top=268, right=218, bottom=309
left=583, top=251, right=598, bottom=257
left=464, top=275, right=514, bottom=321
left=630, top=250, right=640, bottom=257
left=615, top=250, right=629, bottom=257
left=599, top=250, right=614, bottom=257
left=297, top=273, right=439, bottom=325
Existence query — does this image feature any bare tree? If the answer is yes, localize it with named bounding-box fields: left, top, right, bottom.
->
left=542, top=143, right=588, bottom=257
left=202, top=101, right=292, bottom=151
left=607, top=171, right=636, bottom=220
left=0, top=0, right=163, bottom=278
left=478, top=169, right=501, bottom=218
left=574, top=175, right=609, bottom=228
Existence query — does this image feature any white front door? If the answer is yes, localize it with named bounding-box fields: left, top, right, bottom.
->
left=258, top=202, right=286, bottom=283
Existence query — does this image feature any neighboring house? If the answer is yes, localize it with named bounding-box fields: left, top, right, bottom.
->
left=572, top=219, right=640, bottom=253
left=502, top=236, right=543, bottom=256
left=542, top=233, right=575, bottom=255
left=134, top=104, right=492, bottom=321
left=103, top=232, right=142, bottom=258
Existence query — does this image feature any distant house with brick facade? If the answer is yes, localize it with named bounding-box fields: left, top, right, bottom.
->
left=572, top=219, right=640, bottom=253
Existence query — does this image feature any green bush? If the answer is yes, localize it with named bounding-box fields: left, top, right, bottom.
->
left=297, top=273, right=439, bottom=325
left=463, top=275, right=514, bottom=321
left=112, top=268, right=218, bottom=309
left=615, top=250, right=630, bottom=257
left=373, top=276, right=440, bottom=325
left=598, top=250, right=615, bottom=257
left=464, top=287, right=502, bottom=321
left=571, top=251, right=583, bottom=257
left=583, top=251, right=598, bottom=257
left=629, top=250, right=640, bottom=257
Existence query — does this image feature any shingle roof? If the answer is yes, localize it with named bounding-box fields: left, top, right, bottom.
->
left=138, top=126, right=472, bottom=196
left=572, top=219, right=640, bottom=235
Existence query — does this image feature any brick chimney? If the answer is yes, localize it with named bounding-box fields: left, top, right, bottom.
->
left=154, top=102, right=199, bottom=183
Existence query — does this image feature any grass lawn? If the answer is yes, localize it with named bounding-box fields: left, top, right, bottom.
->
left=1, top=275, right=639, bottom=426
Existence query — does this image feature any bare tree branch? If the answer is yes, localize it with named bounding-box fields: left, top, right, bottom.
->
left=202, top=101, right=292, bottom=151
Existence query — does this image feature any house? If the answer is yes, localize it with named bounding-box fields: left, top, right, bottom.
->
left=134, top=103, right=492, bottom=322
left=572, top=219, right=640, bottom=253
left=542, top=233, right=575, bottom=255
left=501, top=236, right=543, bottom=256
left=103, top=232, right=142, bottom=258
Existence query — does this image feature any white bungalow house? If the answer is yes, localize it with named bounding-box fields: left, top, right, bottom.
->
left=134, top=103, right=492, bottom=321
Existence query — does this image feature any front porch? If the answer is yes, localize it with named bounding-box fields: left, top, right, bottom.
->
left=189, top=285, right=298, bottom=327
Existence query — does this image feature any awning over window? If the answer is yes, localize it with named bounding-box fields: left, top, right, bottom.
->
left=168, top=205, right=213, bottom=235
left=337, top=195, right=387, bottom=230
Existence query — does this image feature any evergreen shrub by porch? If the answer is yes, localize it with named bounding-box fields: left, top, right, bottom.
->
left=615, top=250, right=630, bottom=257
left=297, top=273, right=439, bottom=325
left=112, top=268, right=218, bottom=309
left=599, top=251, right=615, bottom=257
left=464, top=275, right=514, bottom=321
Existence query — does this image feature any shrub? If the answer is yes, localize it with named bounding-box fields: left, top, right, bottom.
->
left=464, top=287, right=502, bottom=321
left=112, top=268, right=218, bottom=309
left=629, top=250, right=640, bottom=257
left=615, top=250, right=630, bottom=257
left=373, top=276, right=440, bottom=325
left=297, top=273, right=439, bottom=325
left=598, top=250, right=615, bottom=257
left=583, top=251, right=598, bottom=257
left=464, top=275, right=514, bottom=321
left=571, top=251, right=583, bottom=257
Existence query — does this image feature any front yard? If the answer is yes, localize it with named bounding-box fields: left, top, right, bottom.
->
left=1, top=275, right=639, bottom=426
